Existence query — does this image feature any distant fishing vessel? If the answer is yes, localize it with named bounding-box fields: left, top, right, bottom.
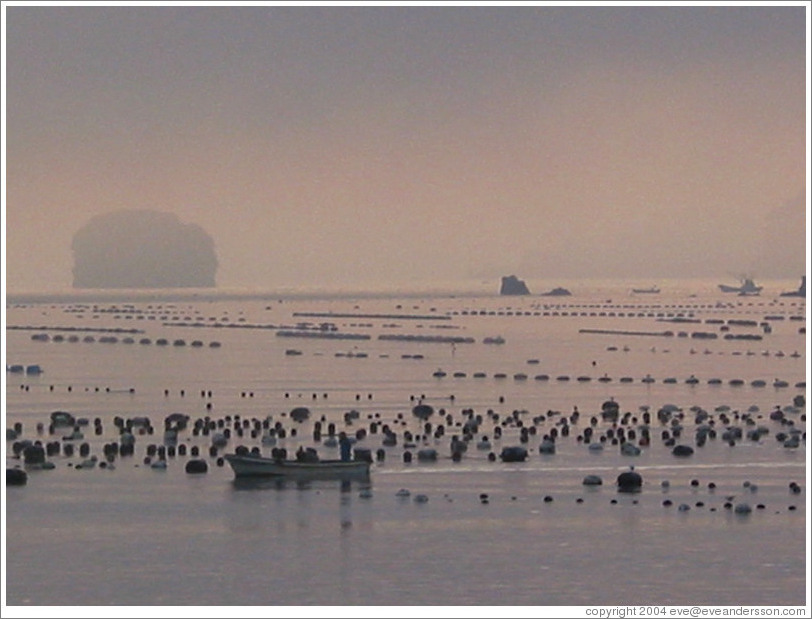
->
left=780, top=276, right=805, bottom=298
left=718, top=277, right=762, bottom=296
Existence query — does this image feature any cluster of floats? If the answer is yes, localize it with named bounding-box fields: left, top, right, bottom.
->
left=14, top=328, right=221, bottom=349
left=155, top=310, right=805, bottom=342
left=6, top=398, right=805, bottom=515
left=24, top=302, right=235, bottom=322
left=429, top=368, right=803, bottom=389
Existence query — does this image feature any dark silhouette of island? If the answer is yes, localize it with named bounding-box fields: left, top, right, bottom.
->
left=72, top=210, right=217, bottom=289
left=540, top=286, right=572, bottom=296
left=500, top=275, right=530, bottom=295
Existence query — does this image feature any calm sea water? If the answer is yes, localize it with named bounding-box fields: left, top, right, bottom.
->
left=3, top=279, right=808, bottom=608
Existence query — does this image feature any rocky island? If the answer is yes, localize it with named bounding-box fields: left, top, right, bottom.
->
left=499, top=275, right=531, bottom=295
left=72, top=210, right=218, bottom=289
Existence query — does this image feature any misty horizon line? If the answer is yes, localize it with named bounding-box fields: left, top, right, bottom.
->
left=5, top=273, right=807, bottom=302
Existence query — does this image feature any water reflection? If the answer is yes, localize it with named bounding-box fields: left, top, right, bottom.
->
left=231, top=476, right=371, bottom=492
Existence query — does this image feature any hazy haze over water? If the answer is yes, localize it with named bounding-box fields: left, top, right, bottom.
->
left=4, top=4, right=808, bottom=293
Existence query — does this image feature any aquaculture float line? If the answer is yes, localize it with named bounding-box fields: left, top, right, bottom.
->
left=8, top=325, right=144, bottom=334
left=276, top=331, right=371, bottom=340
left=294, top=312, right=451, bottom=321
left=378, top=334, right=476, bottom=344
left=579, top=329, right=674, bottom=337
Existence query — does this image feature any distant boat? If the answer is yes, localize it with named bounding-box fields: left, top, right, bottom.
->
left=780, top=276, right=805, bottom=298
left=632, top=285, right=660, bottom=294
left=718, top=278, right=762, bottom=296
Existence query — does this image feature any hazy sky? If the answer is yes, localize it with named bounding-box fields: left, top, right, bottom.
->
left=4, top=3, right=808, bottom=292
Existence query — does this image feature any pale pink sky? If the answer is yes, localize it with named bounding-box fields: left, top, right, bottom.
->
left=4, top=5, right=808, bottom=292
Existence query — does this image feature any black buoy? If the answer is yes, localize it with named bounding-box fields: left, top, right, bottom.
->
left=617, top=466, right=643, bottom=493
left=185, top=459, right=208, bottom=474
left=23, top=445, right=45, bottom=464
left=672, top=445, right=694, bottom=457
left=7, top=468, right=28, bottom=486
left=499, top=446, right=528, bottom=462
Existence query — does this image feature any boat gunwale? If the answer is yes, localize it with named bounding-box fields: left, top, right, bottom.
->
left=224, top=453, right=371, bottom=478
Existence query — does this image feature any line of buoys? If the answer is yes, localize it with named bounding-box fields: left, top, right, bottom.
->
left=24, top=331, right=220, bottom=349
left=430, top=371, right=802, bottom=388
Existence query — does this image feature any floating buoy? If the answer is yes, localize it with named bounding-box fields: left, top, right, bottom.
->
left=185, top=459, right=208, bottom=474
left=617, top=467, right=643, bottom=493
left=7, top=468, right=28, bottom=486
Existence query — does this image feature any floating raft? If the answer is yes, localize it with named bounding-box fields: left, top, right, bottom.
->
left=293, top=312, right=450, bottom=321
left=579, top=329, right=674, bottom=337
left=378, top=334, right=475, bottom=344
left=276, top=331, right=371, bottom=340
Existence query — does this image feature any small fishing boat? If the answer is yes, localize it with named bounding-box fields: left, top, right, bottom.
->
left=224, top=453, right=371, bottom=479
left=718, top=277, right=762, bottom=295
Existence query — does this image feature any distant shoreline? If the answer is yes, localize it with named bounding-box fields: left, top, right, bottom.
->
left=5, top=277, right=805, bottom=306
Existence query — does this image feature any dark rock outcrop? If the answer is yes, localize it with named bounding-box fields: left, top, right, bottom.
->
left=540, top=287, right=571, bottom=296
left=500, top=275, right=530, bottom=295
left=72, top=210, right=217, bottom=289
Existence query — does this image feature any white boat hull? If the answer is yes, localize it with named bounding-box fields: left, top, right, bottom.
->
left=224, top=454, right=371, bottom=479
